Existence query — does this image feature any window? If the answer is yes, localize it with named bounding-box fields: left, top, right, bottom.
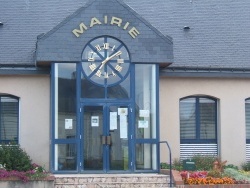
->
left=0, top=95, right=19, bottom=143
left=245, top=99, right=250, bottom=161
left=245, top=99, right=250, bottom=143
left=180, top=96, right=217, bottom=144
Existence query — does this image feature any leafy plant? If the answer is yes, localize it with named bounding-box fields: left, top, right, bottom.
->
left=0, top=143, right=32, bottom=171
left=207, top=169, right=222, bottom=178
left=191, top=154, right=217, bottom=171
left=172, top=158, right=183, bottom=171
left=160, top=162, right=170, bottom=169
left=225, top=164, right=238, bottom=170
left=223, top=168, right=250, bottom=183
left=0, top=167, right=48, bottom=182
left=242, top=161, right=250, bottom=171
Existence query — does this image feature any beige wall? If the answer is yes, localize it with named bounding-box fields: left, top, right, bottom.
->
left=0, top=75, right=50, bottom=169
left=160, top=77, right=250, bottom=166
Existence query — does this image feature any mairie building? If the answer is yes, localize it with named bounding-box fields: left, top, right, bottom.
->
left=1, top=0, right=250, bottom=174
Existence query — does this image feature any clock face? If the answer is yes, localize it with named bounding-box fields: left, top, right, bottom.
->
left=81, top=36, right=130, bottom=86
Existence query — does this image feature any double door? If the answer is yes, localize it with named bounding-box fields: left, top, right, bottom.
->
left=81, top=103, right=132, bottom=172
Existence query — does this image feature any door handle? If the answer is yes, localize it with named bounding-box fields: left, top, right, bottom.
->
left=101, top=135, right=112, bottom=145
left=106, top=135, right=111, bottom=145
left=102, top=135, right=106, bottom=145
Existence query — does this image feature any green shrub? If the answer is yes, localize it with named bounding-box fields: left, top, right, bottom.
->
left=191, top=154, right=217, bottom=171
left=241, top=162, right=250, bottom=171
left=225, top=164, right=239, bottom=170
left=160, top=162, right=170, bottom=169
left=223, top=168, right=250, bottom=182
left=208, top=169, right=222, bottom=178
left=0, top=143, right=32, bottom=171
left=172, top=158, right=183, bottom=171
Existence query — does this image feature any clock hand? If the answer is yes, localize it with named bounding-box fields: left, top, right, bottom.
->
left=99, top=51, right=122, bottom=70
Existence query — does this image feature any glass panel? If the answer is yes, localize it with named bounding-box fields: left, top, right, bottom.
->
left=54, top=63, right=77, bottom=139
left=109, top=106, right=129, bottom=170
left=0, top=97, right=18, bottom=142
left=81, top=75, right=105, bottom=98
left=199, top=98, right=216, bottom=139
left=180, top=98, right=196, bottom=139
left=136, top=144, right=157, bottom=170
left=246, top=100, right=250, bottom=140
left=83, top=106, right=103, bottom=170
left=135, top=64, right=157, bottom=139
left=55, top=144, right=77, bottom=171
left=107, top=76, right=130, bottom=99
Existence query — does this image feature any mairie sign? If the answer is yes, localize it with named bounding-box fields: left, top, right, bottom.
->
left=72, top=16, right=140, bottom=39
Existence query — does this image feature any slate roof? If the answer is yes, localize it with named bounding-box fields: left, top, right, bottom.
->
left=36, top=0, right=173, bottom=65
left=1, top=0, right=250, bottom=73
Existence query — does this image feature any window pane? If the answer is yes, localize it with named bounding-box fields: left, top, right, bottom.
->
left=200, top=98, right=216, bottom=139
left=55, top=144, right=77, bottom=171
left=246, top=100, right=250, bottom=140
left=136, top=144, right=157, bottom=170
left=81, top=75, right=105, bottom=98
left=180, top=98, right=196, bottom=139
left=107, top=76, right=130, bottom=99
left=54, top=63, right=77, bottom=139
left=0, top=97, right=18, bottom=142
left=135, top=64, right=157, bottom=139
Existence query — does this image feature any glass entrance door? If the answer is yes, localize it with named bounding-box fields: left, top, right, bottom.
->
left=82, top=104, right=130, bottom=172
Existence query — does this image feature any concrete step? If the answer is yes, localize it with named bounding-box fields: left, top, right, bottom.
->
left=54, top=174, right=171, bottom=188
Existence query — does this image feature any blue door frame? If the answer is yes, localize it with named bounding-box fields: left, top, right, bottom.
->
left=51, top=63, right=160, bottom=174
left=80, top=102, right=134, bottom=173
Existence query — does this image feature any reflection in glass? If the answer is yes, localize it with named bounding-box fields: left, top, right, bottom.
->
left=136, top=144, right=157, bottom=170
left=54, top=63, right=76, bottom=139
left=109, top=106, right=129, bottom=170
left=135, top=64, right=157, bottom=139
left=180, top=98, right=196, bottom=139
left=200, top=98, right=216, bottom=139
left=55, top=144, right=77, bottom=171
left=83, top=106, right=103, bottom=170
left=0, top=96, right=19, bottom=143
left=108, top=76, right=130, bottom=99
left=81, top=75, right=105, bottom=98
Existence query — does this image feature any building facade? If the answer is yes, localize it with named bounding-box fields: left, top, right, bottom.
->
left=1, top=0, right=250, bottom=173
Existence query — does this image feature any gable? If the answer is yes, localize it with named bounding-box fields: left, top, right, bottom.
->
left=36, top=0, right=173, bottom=65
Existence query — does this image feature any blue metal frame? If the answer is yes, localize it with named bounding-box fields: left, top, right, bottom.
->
left=81, top=35, right=131, bottom=88
left=0, top=94, right=19, bottom=144
left=133, top=64, right=160, bottom=173
left=50, top=49, right=160, bottom=174
left=180, top=96, right=218, bottom=144
left=51, top=63, right=80, bottom=174
left=80, top=102, right=133, bottom=173
left=245, top=98, right=250, bottom=144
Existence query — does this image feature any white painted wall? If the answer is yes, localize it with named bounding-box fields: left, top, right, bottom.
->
left=160, top=77, right=249, bottom=166
left=0, top=75, right=50, bottom=170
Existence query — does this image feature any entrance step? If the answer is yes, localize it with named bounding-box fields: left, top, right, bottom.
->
left=54, top=174, right=171, bottom=188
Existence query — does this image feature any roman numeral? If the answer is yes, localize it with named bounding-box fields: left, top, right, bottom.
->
left=104, top=72, right=109, bottom=78
left=95, top=45, right=102, bottom=51
left=117, top=59, right=124, bottom=64
left=95, top=70, right=102, bottom=77
left=103, top=43, right=109, bottom=49
left=89, top=64, right=96, bottom=71
left=115, top=65, right=123, bottom=72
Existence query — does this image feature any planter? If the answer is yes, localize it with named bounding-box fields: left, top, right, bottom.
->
left=0, top=175, right=55, bottom=188
left=177, top=185, right=250, bottom=188
left=161, top=169, right=250, bottom=188
left=161, top=169, right=184, bottom=185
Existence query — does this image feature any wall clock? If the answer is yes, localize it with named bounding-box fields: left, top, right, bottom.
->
left=81, top=36, right=130, bottom=86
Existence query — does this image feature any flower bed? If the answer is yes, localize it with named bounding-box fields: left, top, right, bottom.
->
left=161, top=155, right=250, bottom=187
left=170, top=170, right=250, bottom=187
